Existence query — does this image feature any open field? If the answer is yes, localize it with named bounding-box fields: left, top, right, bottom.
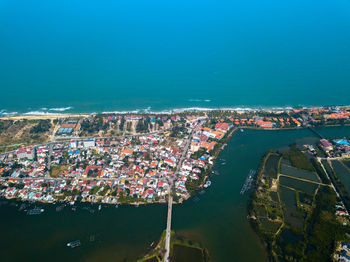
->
left=50, top=165, right=69, bottom=178
left=0, top=119, right=53, bottom=152
left=280, top=164, right=320, bottom=182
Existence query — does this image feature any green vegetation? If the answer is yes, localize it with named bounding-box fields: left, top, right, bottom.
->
left=310, top=158, right=330, bottom=184
left=185, top=167, right=211, bottom=196
left=81, top=117, right=108, bottom=134
left=0, top=119, right=51, bottom=152
left=302, top=187, right=348, bottom=261
left=264, top=154, right=281, bottom=179
left=283, top=145, right=314, bottom=171
left=138, top=230, right=210, bottom=262
left=249, top=145, right=349, bottom=261
left=322, top=160, right=350, bottom=211
left=30, top=120, right=52, bottom=134
left=136, top=118, right=150, bottom=133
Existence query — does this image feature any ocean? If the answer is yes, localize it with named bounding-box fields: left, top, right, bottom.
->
left=1, top=0, right=350, bottom=115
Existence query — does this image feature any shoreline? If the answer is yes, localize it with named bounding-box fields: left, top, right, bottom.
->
left=2, top=104, right=350, bottom=119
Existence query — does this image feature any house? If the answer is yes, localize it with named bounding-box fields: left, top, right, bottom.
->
left=16, top=147, right=35, bottom=160
left=320, top=139, right=333, bottom=152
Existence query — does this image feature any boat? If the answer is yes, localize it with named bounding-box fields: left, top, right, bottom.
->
left=203, top=180, right=211, bottom=188
left=240, top=129, right=244, bottom=132
left=115, top=205, right=119, bottom=208
left=69, top=201, right=75, bottom=206
left=98, top=205, right=101, bottom=211
left=67, top=240, right=81, bottom=248
left=27, top=207, right=44, bottom=215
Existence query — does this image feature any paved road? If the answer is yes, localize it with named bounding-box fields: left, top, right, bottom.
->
left=164, top=195, right=173, bottom=262
left=163, top=121, right=202, bottom=262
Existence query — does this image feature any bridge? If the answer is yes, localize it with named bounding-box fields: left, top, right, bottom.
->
left=308, top=126, right=324, bottom=139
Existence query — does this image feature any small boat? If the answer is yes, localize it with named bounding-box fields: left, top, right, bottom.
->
left=240, top=129, right=244, bottom=132
left=115, top=205, right=119, bottom=208
left=67, top=240, right=81, bottom=248
left=205, top=180, right=212, bottom=188
left=27, top=208, right=44, bottom=215
left=69, top=201, right=75, bottom=206
left=98, top=205, right=101, bottom=211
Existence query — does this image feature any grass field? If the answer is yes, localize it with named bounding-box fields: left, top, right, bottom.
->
left=280, top=164, right=320, bottom=182
left=279, top=176, right=319, bottom=195
left=50, top=165, right=68, bottom=177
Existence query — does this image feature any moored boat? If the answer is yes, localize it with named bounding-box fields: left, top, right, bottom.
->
left=67, top=240, right=81, bottom=248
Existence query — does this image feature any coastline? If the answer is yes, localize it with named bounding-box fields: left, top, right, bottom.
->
left=1, top=107, right=350, bottom=208
left=2, top=104, right=350, bottom=119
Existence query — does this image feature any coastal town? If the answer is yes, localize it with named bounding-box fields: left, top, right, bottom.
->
left=1, top=105, right=350, bottom=207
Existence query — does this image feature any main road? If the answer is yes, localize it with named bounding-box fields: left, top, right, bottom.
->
left=163, top=119, right=204, bottom=262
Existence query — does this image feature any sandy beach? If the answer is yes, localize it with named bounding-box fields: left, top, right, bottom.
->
left=0, top=114, right=90, bottom=121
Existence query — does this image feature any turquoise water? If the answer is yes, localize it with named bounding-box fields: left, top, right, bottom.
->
left=1, top=0, right=350, bottom=114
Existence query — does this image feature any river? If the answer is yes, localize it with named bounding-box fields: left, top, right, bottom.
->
left=1, top=126, right=350, bottom=261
